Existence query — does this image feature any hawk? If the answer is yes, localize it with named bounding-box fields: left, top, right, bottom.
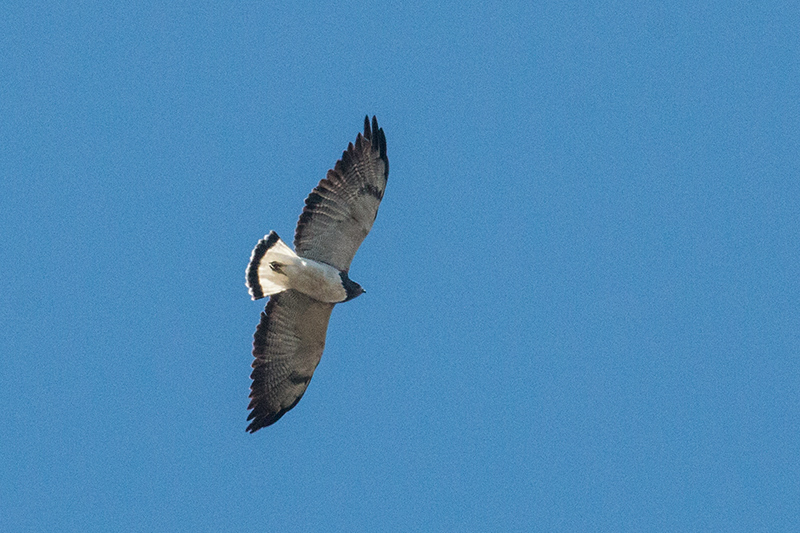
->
left=244, top=116, right=388, bottom=432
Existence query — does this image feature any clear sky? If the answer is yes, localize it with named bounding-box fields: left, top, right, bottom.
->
left=2, top=1, right=798, bottom=531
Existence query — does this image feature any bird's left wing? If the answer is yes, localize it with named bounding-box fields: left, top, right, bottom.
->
left=247, top=289, right=335, bottom=432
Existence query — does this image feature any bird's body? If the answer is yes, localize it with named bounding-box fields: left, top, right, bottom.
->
left=244, top=116, right=388, bottom=432
left=247, top=231, right=361, bottom=304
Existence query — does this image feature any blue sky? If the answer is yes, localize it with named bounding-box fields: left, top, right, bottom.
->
left=2, top=1, right=798, bottom=531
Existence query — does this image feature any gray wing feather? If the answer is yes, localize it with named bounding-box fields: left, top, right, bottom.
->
left=247, top=289, right=335, bottom=432
left=294, top=116, right=388, bottom=272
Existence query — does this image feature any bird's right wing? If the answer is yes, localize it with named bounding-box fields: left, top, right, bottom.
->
left=247, top=289, right=335, bottom=432
left=293, top=115, right=388, bottom=272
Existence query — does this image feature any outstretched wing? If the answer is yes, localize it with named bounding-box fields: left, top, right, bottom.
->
left=247, top=289, right=335, bottom=432
left=294, top=115, right=389, bottom=272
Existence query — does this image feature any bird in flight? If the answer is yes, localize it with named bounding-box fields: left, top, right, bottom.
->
left=244, top=116, right=388, bottom=432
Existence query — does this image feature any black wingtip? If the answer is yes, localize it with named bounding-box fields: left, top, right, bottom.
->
left=245, top=398, right=300, bottom=433
left=246, top=231, right=280, bottom=300
left=365, top=115, right=388, bottom=177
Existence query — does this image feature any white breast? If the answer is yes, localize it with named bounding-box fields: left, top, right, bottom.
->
left=283, top=257, right=347, bottom=303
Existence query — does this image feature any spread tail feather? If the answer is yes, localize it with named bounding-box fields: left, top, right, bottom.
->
left=246, top=231, right=297, bottom=300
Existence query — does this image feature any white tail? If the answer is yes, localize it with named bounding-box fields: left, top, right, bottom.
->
left=246, top=231, right=297, bottom=300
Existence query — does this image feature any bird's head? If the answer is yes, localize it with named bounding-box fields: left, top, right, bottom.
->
left=340, top=273, right=365, bottom=302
